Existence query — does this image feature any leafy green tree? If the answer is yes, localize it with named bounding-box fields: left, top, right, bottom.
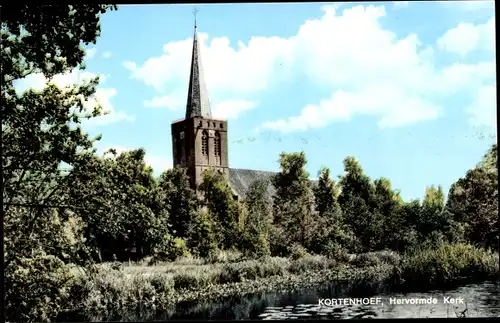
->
left=311, top=167, right=353, bottom=254
left=372, top=177, right=405, bottom=250
left=158, top=167, right=199, bottom=239
left=65, top=149, right=171, bottom=262
left=398, top=199, right=421, bottom=250
left=446, top=144, right=498, bottom=250
left=241, top=179, right=273, bottom=257
left=2, top=5, right=117, bottom=322
left=314, top=167, right=341, bottom=217
left=199, top=169, right=242, bottom=250
left=186, top=208, right=218, bottom=258
left=338, top=157, right=379, bottom=251
left=272, top=152, right=319, bottom=254
left=418, top=185, right=448, bottom=241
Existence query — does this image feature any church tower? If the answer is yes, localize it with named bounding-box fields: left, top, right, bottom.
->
left=171, top=21, right=229, bottom=189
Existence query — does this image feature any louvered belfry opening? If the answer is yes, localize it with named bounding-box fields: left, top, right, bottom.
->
left=214, top=132, right=221, bottom=157
left=201, top=130, right=209, bottom=156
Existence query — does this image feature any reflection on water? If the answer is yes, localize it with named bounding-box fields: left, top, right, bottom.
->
left=157, top=281, right=499, bottom=320
left=254, top=281, right=500, bottom=320
left=65, top=281, right=498, bottom=321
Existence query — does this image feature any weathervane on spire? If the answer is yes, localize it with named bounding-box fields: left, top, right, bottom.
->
left=193, top=6, right=198, bottom=28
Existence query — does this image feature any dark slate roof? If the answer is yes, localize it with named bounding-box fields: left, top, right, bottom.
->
left=228, top=168, right=277, bottom=198
left=228, top=168, right=319, bottom=199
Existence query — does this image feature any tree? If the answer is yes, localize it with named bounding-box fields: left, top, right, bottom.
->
left=241, top=179, right=273, bottom=257
left=418, top=185, right=448, bottom=242
left=158, top=167, right=199, bottom=240
left=372, top=177, right=405, bottom=250
left=64, top=149, right=171, bottom=262
left=338, top=157, right=379, bottom=251
left=314, top=167, right=340, bottom=218
left=2, top=5, right=117, bottom=322
left=198, top=169, right=242, bottom=250
left=272, top=152, right=319, bottom=254
left=446, top=144, right=498, bottom=250
left=2, top=4, right=117, bottom=265
left=186, top=208, right=218, bottom=258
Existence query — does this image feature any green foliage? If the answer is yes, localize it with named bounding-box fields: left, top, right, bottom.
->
left=314, top=167, right=340, bottom=217
left=338, top=157, right=380, bottom=251
left=398, top=243, right=499, bottom=288
left=289, top=243, right=310, bottom=260
left=152, top=238, right=191, bottom=263
left=5, top=249, right=76, bottom=322
left=199, top=169, right=242, bottom=250
left=158, top=167, right=199, bottom=239
left=186, top=209, right=218, bottom=258
left=445, top=144, right=498, bottom=251
left=272, top=152, right=320, bottom=253
left=65, top=149, right=171, bottom=262
left=351, top=251, right=401, bottom=268
left=372, top=178, right=405, bottom=251
left=241, top=179, right=272, bottom=257
left=322, top=241, right=351, bottom=262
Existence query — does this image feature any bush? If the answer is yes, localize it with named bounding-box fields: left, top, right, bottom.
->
left=289, top=244, right=310, bottom=260
left=152, top=238, right=191, bottom=263
left=173, top=268, right=220, bottom=290
left=205, top=249, right=243, bottom=264
left=351, top=251, right=400, bottom=267
left=289, top=255, right=334, bottom=274
left=323, top=241, right=350, bottom=263
left=5, top=250, right=76, bottom=322
left=218, top=257, right=290, bottom=284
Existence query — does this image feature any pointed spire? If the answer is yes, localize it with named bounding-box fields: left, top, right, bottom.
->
left=185, top=9, right=212, bottom=119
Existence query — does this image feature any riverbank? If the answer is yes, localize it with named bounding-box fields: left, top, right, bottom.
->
left=62, top=244, right=498, bottom=321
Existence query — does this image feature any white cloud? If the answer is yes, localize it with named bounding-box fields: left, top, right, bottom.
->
left=123, top=28, right=292, bottom=121
left=393, top=1, right=409, bottom=10
left=13, top=70, right=134, bottom=126
left=82, top=88, right=135, bottom=126
left=123, top=33, right=292, bottom=96
left=437, top=17, right=495, bottom=56
left=212, top=100, right=257, bottom=120
left=124, top=4, right=495, bottom=133
left=260, top=5, right=495, bottom=132
left=86, top=47, right=97, bottom=59
left=466, top=84, right=497, bottom=130
left=260, top=86, right=440, bottom=133
left=144, top=94, right=185, bottom=110
left=102, top=51, right=113, bottom=59
left=13, top=69, right=105, bottom=93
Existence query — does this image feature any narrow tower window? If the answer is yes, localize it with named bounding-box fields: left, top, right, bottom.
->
left=214, top=132, right=221, bottom=157
left=202, top=130, right=209, bottom=156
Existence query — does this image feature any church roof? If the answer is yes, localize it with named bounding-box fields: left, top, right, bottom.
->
left=228, top=168, right=277, bottom=198
left=185, top=24, right=212, bottom=119
left=228, top=168, right=319, bottom=199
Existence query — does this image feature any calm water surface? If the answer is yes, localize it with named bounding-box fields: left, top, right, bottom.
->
left=163, top=281, right=499, bottom=320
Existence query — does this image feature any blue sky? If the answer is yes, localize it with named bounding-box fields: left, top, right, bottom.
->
left=14, top=1, right=496, bottom=201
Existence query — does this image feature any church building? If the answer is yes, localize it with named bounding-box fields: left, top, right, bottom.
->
left=171, top=23, right=277, bottom=199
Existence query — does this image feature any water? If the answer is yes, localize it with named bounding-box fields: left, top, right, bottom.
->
left=62, top=280, right=499, bottom=321
left=162, top=281, right=499, bottom=320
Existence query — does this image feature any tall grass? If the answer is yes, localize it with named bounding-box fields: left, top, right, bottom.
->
left=395, top=243, right=499, bottom=289
left=65, top=243, right=498, bottom=321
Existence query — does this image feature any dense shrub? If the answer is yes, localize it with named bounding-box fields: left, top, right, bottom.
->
left=5, top=250, right=76, bottom=322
